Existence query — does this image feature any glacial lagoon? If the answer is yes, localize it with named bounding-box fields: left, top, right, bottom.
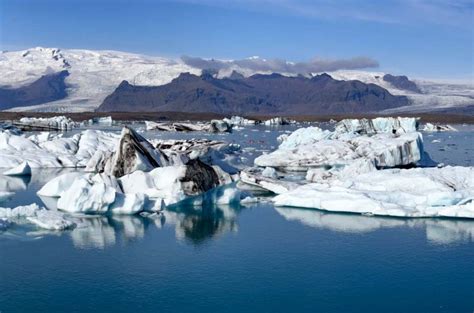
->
left=1, top=122, right=473, bottom=313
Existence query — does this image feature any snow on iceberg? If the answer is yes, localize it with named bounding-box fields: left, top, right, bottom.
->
left=274, top=166, right=474, bottom=218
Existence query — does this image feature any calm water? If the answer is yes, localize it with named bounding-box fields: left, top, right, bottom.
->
left=1, top=123, right=473, bottom=313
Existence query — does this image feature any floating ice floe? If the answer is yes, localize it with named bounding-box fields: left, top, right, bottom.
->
left=0, top=203, right=78, bottom=231
left=223, top=116, right=258, bottom=126
left=422, top=123, right=457, bottom=132
left=263, top=117, right=296, bottom=126
left=145, top=120, right=232, bottom=133
left=16, top=116, right=77, bottom=131
left=3, top=161, right=32, bottom=176
left=335, top=117, right=419, bottom=135
left=0, top=203, right=41, bottom=218
left=274, top=166, right=474, bottom=218
left=93, top=116, right=113, bottom=125
left=27, top=210, right=77, bottom=230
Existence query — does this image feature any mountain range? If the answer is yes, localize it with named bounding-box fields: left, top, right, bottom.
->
left=97, top=72, right=409, bottom=114
left=0, top=47, right=473, bottom=114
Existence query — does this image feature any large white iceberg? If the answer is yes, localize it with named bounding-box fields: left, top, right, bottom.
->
left=254, top=117, right=429, bottom=172
left=38, top=160, right=239, bottom=214
left=255, top=131, right=424, bottom=171
left=274, top=166, right=474, bottom=218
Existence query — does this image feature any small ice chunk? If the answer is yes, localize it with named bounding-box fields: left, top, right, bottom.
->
left=3, top=162, right=32, bottom=176
left=0, top=203, right=41, bottom=218
left=262, top=167, right=278, bottom=179
left=27, top=210, right=76, bottom=230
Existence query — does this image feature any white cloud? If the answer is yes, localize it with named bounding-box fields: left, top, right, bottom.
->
left=181, top=55, right=379, bottom=74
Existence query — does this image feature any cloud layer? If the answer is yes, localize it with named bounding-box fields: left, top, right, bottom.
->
left=181, top=55, right=379, bottom=75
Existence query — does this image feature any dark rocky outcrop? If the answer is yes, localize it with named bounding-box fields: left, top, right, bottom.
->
left=383, top=74, right=421, bottom=93
left=0, top=70, right=69, bottom=110
left=97, top=72, right=410, bottom=115
left=180, top=159, right=221, bottom=196
left=86, top=126, right=170, bottom=177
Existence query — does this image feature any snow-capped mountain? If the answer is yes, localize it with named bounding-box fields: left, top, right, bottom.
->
left=0, top=47, right=472, bottom=113
left=0, top=47, right=199, bottom=112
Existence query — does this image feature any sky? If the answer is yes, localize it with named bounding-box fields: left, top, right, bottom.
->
left=0, top=0, right=473, bottom=79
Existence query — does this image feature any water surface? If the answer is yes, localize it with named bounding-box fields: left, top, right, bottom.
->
left=1, top=123, right=473, bottom=313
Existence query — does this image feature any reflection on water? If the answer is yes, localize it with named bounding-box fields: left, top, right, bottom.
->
left=165, top=204, right=240, bottom=245
left=4, top=203, right=472, bottom=248
left=1, top=204, right=242, bottom=249
left=276, top=207, right=474, bottom=245
left=67, top=203, right=241, bottom=248
left=0, top=174, right=30, bottom=193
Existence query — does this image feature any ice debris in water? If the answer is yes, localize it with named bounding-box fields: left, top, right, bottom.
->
left=274, top=166, right=474, bottom=218
left=18, top=116, right=76, bottom=131
left=422, top=123, right=457, bottom=132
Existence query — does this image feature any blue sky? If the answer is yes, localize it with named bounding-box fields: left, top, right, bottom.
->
left=0, top=0, right=473, bottom=79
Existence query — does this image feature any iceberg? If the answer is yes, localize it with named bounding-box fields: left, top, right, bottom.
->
left=223, top=116, right=258, bottom=126
left=145, top=120, right=231, bottom=133
left=102, top=126, right=168, bottom=177
left=56, top=174, right=117, bottom=214
left=335, top=117, right=419, bottom=135
left=92, top=116, right=113, bottom=125
left=3, top=161, right=32, bottom=176
left=255, top=131, right=424, bottom=171
left=422, top=123, right=457, bottom=132
left=254, top=117, right=429, bottom=173
left=39, top=160, right=238, bottom=214
left=37, top=172, right=83, bottom=197
left=274, top=166, right=474, bottom=218
left=0, top=128, right=118, bottom=168
left=263, top=117, right=295, bottom=126
left=0, top=203, right=41, bottom=218
left=17, top=116, right=76, bottom=131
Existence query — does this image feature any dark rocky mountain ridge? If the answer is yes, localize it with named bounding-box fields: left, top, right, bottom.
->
left=0, top=70, right=69, bottom=110
left=383, top=74, right=421, bottom=93
left=97, top=72, right=410, bottom=114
